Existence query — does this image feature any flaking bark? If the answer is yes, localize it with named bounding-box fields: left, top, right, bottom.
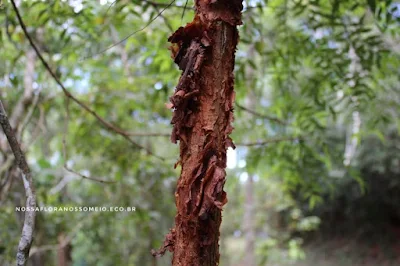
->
left=153, top=1, right=243, bottom=265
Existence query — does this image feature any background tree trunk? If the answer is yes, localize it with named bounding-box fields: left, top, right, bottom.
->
left=155, top=1, right=243, bottom=265
left=243, top=175, right=256, bottom=266
left=57, top=233, right=72, bottom=266
left=242, top=45, right=257, bottom=266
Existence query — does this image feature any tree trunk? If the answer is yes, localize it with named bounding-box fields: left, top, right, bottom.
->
left=57, top=233, right=72, bottom=266
left=243, top=175, right=256, bottom=266
left=154, top=1, right=243, bottom=265
left=242, top=52, right=257, bottom=265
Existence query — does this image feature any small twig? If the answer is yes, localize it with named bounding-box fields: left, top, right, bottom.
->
left=24, top=106, right=46, bottom=151
left=0, top=157, right=15, bottom=203
left=0, top=156, right=14, bottom=177
left=236, top=136, right=301, bottom=147
left=104, top=0, right=117, bottom=17
left=81, top=0, right=176, bottom=60
left=5, top=10, right=21, bottom=50
left=126, top=132, right=170, bottom=137
left=49, top=174, right=74, bottom=195
left=64, top=166, right=117, bottom=184
left=18, top=89, right=41, bottom=141
left=243, top=4, right=286, bottom=12
left=143, top=0, right=191, bottom=10
left=62, top=97, right=116, bottom=184
left=0, top=100, right=36, bottom=266
left=181, top=0, right=189, bottom=21
left=0, top=158, right=15, bottom=203
left=10, top=0, right=164, bottom=161
left=109, top=25, right=132, bottom=80
left=235, top=102, right=287, bottom=125
left=62, top=97, right=70, bottom=166
left=146, top=0, right=174, bottom=32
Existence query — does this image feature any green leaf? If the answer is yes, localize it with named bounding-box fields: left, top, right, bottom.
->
left=37, top=159, right=52, bottom=169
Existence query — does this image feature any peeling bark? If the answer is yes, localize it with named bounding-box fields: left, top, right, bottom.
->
left=154, top=1, right=242, bottom=265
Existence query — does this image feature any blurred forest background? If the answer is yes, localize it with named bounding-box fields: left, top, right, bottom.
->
left=0, top=0, right=400, bottom=265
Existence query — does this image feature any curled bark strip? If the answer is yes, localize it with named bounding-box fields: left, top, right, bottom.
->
left=151, top=228, right=176, bottom=257
left=155, top=1, right=242, bottom=265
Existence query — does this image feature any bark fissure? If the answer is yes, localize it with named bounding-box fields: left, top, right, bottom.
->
left=154, top=1, right=242, bottom=265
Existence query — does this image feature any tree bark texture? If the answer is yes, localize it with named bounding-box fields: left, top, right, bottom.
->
left=154, top=1, right=243, bottom=265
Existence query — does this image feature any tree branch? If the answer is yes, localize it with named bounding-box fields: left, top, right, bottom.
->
left=62, top=97, right=116, bottom=184
left=82, top=0, right=176, bottom=60
left=0, top=156, right=15, bottom=203
left=0, top=100, right=36, bottom=266
left=235, top=102, right=287, bottom=125
left=17, top=89, right=41, bottom=142
left=236, top=136, right=301, bottom=147
left=142, top=0, right=191, bottom=10
left=10, top=0, right=164, bottom=161
left=126, top=132, right=170, bottom=137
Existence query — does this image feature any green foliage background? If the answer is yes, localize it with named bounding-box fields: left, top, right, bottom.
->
left=0, top=0, right=399, bottom=265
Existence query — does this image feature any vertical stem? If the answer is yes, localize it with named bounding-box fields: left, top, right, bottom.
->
left=57, top=233, right=72, bottom=266
left=0, top=100, right=36, bottom=266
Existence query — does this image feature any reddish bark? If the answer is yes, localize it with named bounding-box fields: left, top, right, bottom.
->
left=153, top=1, right=243, bottom=265
left=57, top=233, right=72, bottom=266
